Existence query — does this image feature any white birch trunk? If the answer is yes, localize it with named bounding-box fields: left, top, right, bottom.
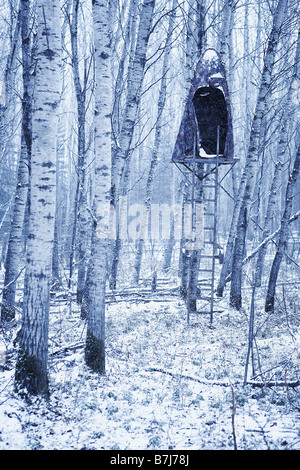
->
left=265, top=144, right=300, bottom=312
left=179, top=0, right=205, bottom=311
left=229, top=0, right=288, bottom=309
left=111, top=0, right=156, bottom=204
left=217, top=0, right=288, bottom=300
left=1, top=0, right=32, bottom=323
left=254, top=161, right=283, bottom=286
left=15, top=0, right=61, bottom=396
left=0, top=4, right=20, bottom=166
left=133, top=0, right=177, bottom=285
left=68, top=0, right=92, bottom=303
left=84, top=0, right=111, bottom=373
left=218, top=0, right=234, bottom=67
left=109, top=0, right=155, bottom=288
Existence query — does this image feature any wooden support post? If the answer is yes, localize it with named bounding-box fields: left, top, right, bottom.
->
left=210, top=125, right=220, bottom=325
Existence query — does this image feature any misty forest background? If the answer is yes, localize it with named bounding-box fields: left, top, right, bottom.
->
left=0, top=0, right=300, bottom=451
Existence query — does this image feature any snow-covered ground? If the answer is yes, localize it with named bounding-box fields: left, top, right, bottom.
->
left=0, top=270, right=299, bottom=450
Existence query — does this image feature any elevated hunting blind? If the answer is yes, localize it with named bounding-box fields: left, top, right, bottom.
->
left=172, top=49, right=238, bottom=325
left=172, top=48, right=234, bottom=165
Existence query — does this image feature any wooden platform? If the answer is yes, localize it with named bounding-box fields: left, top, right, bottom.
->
left=172, top=156, right=239, bottom=165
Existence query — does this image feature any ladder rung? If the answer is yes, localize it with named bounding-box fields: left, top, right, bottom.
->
left=204, top=227, right=214, bottom=230
left=197, top=296, right=211, bottom=301
left=205, top=212, right=215, bottom=216
left=205, top=199, right=215, bottom=202
left=198, top=268, right=213, bottom=272
left=203, top=185, right=216, bottom=189
left=201, top=255, right=217, bottom=258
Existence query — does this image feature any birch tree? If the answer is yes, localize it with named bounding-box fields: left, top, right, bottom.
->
left=253, top=28, right=300, bottom=285
left=254, top=161, right=283, bottom=286
left=0, top=1, right=20, bottom=167
left=109, top=0, right=139, bottom=290
left=109, top=0, right=156, bottom=289
left=265, top=143, right=300, bottom=312
left=133, top=0, right=177, bottom=285
left=14, top=0, right=61, bottom=396
left=111, top=0, right=156, bottom=204
left=179, top=0, right=206, bottom=311
left=228, top=0, right=288, bottom=309
left=216, top=0, right=286, bottom=299
left=84, top=0, right=111, bottom=373
left=68, top=0, right=93, bottom=304
left=1, top=0, right=32, bottom=323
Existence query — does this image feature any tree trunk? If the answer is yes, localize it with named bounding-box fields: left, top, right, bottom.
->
left=15, top=0, right=61, bottom=396
left=180, top=0, right=206, bottom=312
left=1, top=0, right=32, bottom=323
left=69, top=0, right=91, bottom=304
left=254, top=161, right=283, bottom=286
left=217, top=0, right=288, bottom=299
left=109, top=0, right=138, bottom=287
left=84, top=0, right=112, bottom=374
left=255, top=31, right=300, bottom=287
left=265, top=144, right=300, bottom=312
left=133, top=0, right=176, bottom=285
left=111, top=0, right=156, bottom=204
left=218, top=0, right=234, bottom=66
left=109, top=0, right=156, bottom=288
left=0, top=3, right=21, bottom=165
left=52, top=217, right=60, bottom=288
left=222, top=209, right=300, bottom=287
left=162, top=210, right=175, bottom=272
left=229, top=0, right=288, bottom=309
left=230, top=206, right=247, bottom=310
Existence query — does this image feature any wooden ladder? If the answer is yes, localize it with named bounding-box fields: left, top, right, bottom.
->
left=197, top=127, right=221, bottom=325
left=196, top=165, right=220, bottom=324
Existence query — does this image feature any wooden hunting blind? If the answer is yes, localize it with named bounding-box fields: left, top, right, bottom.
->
left=172, top=49, right=238, bottom=325
left=172, top=48, right=235, bottom=166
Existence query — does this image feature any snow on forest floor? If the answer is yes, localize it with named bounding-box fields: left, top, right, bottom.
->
left=0, top=274, right=300, bottom=450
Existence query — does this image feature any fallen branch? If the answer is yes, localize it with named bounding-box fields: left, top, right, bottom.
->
left=147, top=367, right=235, bottom=387
left=147, top=367, right=300, bottom=388
left=50, top=342, right=85, bottom=358
left=247, top=380, right=300, bottom=388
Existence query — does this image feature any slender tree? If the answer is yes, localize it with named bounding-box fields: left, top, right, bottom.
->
left=133, top=0, right=177, bottom=285
left=84, top=0, right=112, bottom=373
left=111, top=0, right=156, bottom=203
left=1, top=0, right=32, bottom=323
left=265, top=143, right=300, bottom=312
left=254, top=160, right=283, bottom=286
left=216, top=0, right=287, bottom=299
left=68, top=0, right=94, bottom=304
left=109, top=0, right=156, bottom=289
left=229, top=0, right=288, bottom=309
left=15, top=0, right=61, bottom=396
left=0, top=1, right=21, bottom=165
left=179, top=0, right=206, bottom=312
left=255, top=30, right=300, bottom=288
